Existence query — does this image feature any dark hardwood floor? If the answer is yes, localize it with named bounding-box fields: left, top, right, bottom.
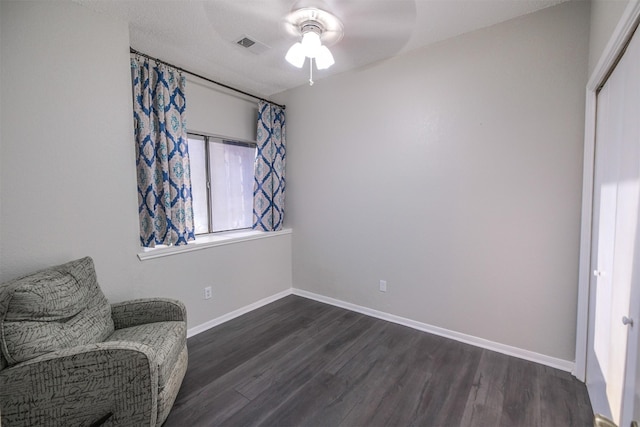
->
left=164, top=295, right=593, bottom=426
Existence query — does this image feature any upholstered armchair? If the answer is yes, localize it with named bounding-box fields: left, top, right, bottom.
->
left=0, top=257, right=188, bottom=426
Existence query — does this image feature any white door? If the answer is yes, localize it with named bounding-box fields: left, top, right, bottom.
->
left=588, top=22, right=640, bottom=427
left=631, top=268, right=640, bottom=426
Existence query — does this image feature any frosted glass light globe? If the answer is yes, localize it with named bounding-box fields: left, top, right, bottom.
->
left=301, top=31, right=321, bottom=58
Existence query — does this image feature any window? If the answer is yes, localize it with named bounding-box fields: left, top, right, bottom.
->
left=188, top=133, right=256, bottom=234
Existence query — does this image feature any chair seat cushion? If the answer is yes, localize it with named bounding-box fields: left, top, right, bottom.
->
left=106, top=321, right=186, bottom=389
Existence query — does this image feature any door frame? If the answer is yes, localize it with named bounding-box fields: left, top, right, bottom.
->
left=575, top=0, right=640, bottom=382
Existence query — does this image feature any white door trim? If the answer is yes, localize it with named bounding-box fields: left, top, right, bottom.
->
left=575, top=0, right=640, bottom=382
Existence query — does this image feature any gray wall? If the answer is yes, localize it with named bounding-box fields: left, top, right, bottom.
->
left=278, top=1, right=590, bottom=362
left=588, top=0, right=632, bottom=77
left=0, top=0, right=292, bottom=330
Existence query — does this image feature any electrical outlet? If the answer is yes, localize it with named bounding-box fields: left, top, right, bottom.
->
left=204, top=286, right=212, bottom=300
left=379, top=280, right=387, bottom=292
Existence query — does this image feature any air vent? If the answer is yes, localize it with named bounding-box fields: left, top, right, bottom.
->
left=237, top=37, right=255, bottom=48
left=233, top=34, right=270, bottom=55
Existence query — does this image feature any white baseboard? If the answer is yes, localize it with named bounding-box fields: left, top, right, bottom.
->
left=292, top=288, right=575, bottom=373
left=186, top=289, right=292, bottom=338
left=187, top=286, right=574, bottom=373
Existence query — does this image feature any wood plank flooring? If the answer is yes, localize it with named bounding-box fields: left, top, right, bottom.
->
left=164, top=295, right=593, bottom=426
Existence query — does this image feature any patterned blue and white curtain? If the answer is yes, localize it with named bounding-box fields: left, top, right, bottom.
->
left=253, top=101, right=286, bottom=231
left=131, top=57, right=195, bottom=247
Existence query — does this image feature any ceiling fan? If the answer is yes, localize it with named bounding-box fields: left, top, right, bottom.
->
left=194, top=0, right=416, bottom=93
left=279, top=0, right=416, bottom=87
left=283, top=6, right=344, bottom=85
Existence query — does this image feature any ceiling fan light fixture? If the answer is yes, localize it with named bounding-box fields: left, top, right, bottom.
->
left=284, top=7, right=343, bottom=85
left=285, top=42, right=305, bottom=68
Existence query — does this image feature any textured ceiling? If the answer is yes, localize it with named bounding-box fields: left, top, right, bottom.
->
left=75, top=0, right=568, bottom=98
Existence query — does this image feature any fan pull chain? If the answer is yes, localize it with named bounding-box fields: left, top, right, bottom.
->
left=309, top=58, right=314, bottom=86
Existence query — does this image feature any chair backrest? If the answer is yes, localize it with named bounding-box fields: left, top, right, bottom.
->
left=0, top=348, right=6, bottom=371
left=0, top=257, right=114, bottom=366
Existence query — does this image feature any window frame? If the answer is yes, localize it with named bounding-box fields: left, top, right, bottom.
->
left=188, top=131, right=257, bottom=235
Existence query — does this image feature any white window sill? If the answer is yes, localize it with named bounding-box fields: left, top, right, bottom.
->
left=137, top=228, right=292, bottom=261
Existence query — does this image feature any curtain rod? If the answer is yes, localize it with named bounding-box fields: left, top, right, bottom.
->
left=130, top=48, right=286, bottom=110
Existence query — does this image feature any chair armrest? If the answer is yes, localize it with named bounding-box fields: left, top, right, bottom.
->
left=0, top=341, right=158, bottom=426
left=111, top=298, right=187, bottom=329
